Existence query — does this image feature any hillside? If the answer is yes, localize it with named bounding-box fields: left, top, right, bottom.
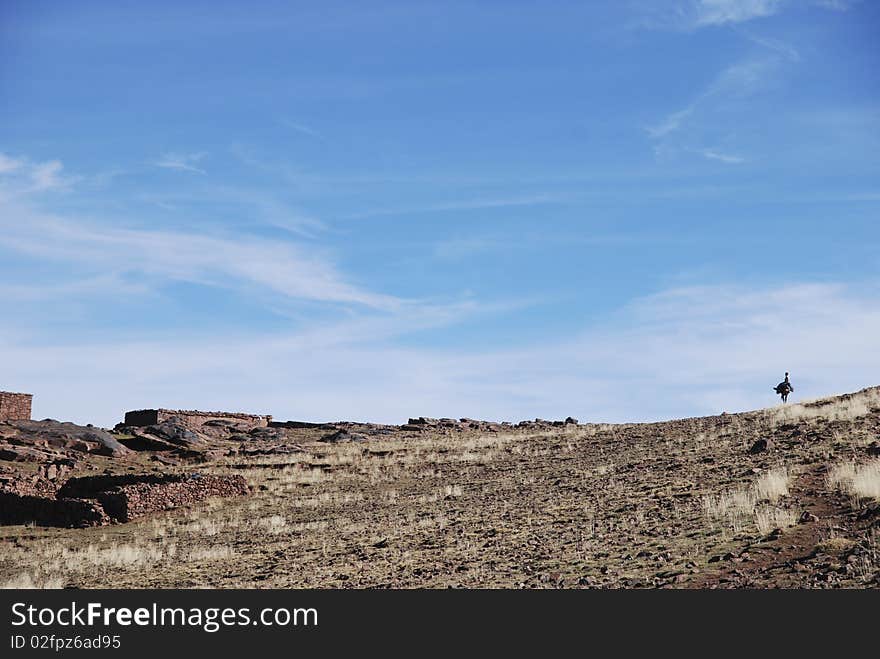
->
left=1, top=387, right=879, bottom=588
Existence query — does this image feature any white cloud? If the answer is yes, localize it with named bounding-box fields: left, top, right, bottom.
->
left=699, top=148, right=746, bottom=163
left=0, top=153, right=24, bottom=174
left=154, top=152, right=207, bottom=174
left=741, top=31, right=800, bottom=61
left=0, top=153, right=74, bottom=196
left=279, top=119, right=323, bottom=139
left=645, top=107, right=696, bottom=139
left=0, top=151, right=403, bottom=310
left=0, top=203, right=401, bottom=311
left=642, top=0, right=858, bottom=31
left=813, top=0, right=859, bottom=10
left=3, top=280, right=877, bottom=427
left=30, top=160, right=66, bottom=190
left=691, top=0, right=784, bottom=27
left=345, top=194, right=560, bottom=220
left=645, top=57, right=777, bottom=160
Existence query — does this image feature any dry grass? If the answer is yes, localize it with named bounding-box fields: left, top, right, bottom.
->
left=827, top=459, right=880, bottom=502
left=702, top=466, right=794, bottom=535
left=1, top=573, right=66, bottom=589
left=765, top=388, right=880, bottom=427
left=815, top=536, right=858, bottom=555
left=754, top=506, right=798, bottom=535
left=754, top=467, right=791, bottom=501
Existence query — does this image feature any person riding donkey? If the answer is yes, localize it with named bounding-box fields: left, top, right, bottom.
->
left=774, top=372, right=794, bottom=403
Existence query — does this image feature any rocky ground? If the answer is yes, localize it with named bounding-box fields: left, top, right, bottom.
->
left=0, top=388, right=878, bottom=589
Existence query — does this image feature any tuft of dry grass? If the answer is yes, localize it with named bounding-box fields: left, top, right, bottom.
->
left=815, top=537, right=857, bottom=555
left=703, top=466, right=794, bottom=535
left=827, top=459, right=880, bottom=502
left=1, top=573, right=66, bottom=589
left=255, top=514, right=288, bottom=534
left=754, top=467, right=791, bottom=502
left=754, top=506, right=798, bottom=535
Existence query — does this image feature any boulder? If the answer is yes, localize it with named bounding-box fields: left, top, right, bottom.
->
left=247, top=426, right=285, bottom=441
left=0, top=445, right=51, bottom=462
left=4, top=420, right=129, bottom=457
left=143, top=417, right=203, bottom=446
left=321, top=430, right=368, bottom=443
left=407, top=417, right=438, bottom=426
left=749, top=438, right=773, bottom=454
left=37, top=459, right=75, bottom=482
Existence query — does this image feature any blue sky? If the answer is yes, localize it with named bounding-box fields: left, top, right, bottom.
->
left=1, top=0, right=878, bottom=426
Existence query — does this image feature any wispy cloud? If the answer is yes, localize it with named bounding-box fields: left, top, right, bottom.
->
left=813, top=0, right=860, bottom=10
left=3, top=280, right=877, bottom=427
left=345, top=194, right=561, bottom=220
left=0, top=155, right=399, bottom=310
left=154, top=152, right=207, bottom=174
left=0, top=153, right=24, bottom=174
left=698, top=148, right=746, bottom=163
left=647, top=58, right=774, bottom=138
left=279, top=119, right=323, bottom=139
left=739, top=30, right=800, bottom=61
left=30, top=160, right=66, bottom=190
left=0, top=204, right=400, bottom=311
left=646, top=107, right=696, bottom=139
left=138, top=186, right=328, bottom=238
left=0, top=152, right=75, bottom=197
left=645, top=56, right=778, bottom=161
left=641, top=0, right=858, bottom=31
left=691, top=0, right=784, bottom=27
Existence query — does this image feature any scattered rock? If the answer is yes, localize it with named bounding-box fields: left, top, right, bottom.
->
left=749, top=438, right=773, bottom=454
left=37, top=459, right=75, bottom=482
left=0, top=445, right=49, bottom=462
left=321, top=430, right=368, bottom=443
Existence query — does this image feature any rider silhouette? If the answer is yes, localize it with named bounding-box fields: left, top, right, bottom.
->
left=774, top=372, right=794, bottom=402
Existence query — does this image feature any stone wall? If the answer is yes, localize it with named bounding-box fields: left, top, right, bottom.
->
left=124, top=408, right=271, bottom=429
left=1, top=473, right=250, bottom=528
left=100, top=475, right=249, bottom=522
left=0, top=391, right=32, bottom=422
left=0, top=492, right=109, bottom=527
left=59, top=473, right=250, bottom=523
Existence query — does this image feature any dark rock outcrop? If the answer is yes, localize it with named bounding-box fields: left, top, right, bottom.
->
left=321, top=430, right=368, bottom=443
left=3, top=419, right=129, bottom=457
left=749, top=438, right=773, bottom=454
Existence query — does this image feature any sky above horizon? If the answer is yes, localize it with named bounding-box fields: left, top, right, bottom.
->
left=2, top=0, right=879, bottom=427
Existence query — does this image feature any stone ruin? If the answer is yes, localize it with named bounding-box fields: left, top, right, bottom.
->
left=0, top=391, right=32, bottom=422
left=0, top=473, right=249, bottom=528
left=398, top=416, right=580, bottom=432
left=124, top=408, right=271, bottom=430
